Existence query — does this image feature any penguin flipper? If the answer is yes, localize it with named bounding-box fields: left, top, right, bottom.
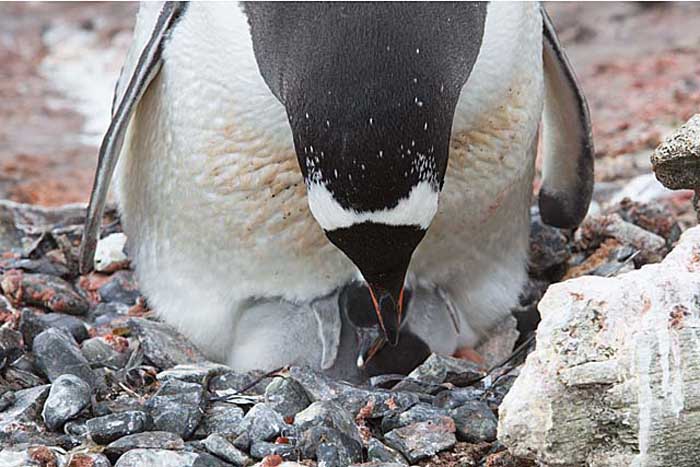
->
left=538, top=7, right=594, bottom=229
left=311, top=294, right=342, bottom=370
left=79, top=2, right=186, bottom=273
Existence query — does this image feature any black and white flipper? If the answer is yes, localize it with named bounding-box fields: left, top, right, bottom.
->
left=79, top=2, right=186, bottom=274
left=538, top=6, right=595, bottom=229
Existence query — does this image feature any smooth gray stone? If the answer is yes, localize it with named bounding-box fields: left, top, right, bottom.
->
left=85, top=411, right=150, bottom=445
left=146, top=380, right=205, bottom=439
left=33, top=328, right=96, bottom=387
left=41, top=374, right=91, bottom=430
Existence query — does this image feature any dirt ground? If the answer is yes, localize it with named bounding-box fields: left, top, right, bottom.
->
left=1, top=2, right=699, bottom=207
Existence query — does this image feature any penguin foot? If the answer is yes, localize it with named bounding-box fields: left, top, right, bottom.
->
left=453, top=346, right=486, bottom=367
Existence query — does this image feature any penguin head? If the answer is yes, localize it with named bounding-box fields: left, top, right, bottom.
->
left=244, top=2, right=486, bottom=343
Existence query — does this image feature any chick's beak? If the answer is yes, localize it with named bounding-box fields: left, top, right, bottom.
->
left=367, top=280, right=405, bottom=346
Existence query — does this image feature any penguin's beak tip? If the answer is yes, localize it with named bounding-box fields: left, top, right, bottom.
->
left=367, top=284, right=404, bottom=346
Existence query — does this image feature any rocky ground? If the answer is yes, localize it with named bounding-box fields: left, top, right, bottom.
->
left=0, top=180, right=688, bottom=466
left=1, top=2, right=699, bottom=467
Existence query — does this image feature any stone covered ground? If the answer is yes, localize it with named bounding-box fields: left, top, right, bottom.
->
left=0, top=2, right=699, bottom=467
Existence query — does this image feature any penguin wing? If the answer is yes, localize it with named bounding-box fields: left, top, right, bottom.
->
left=311, top=296, right=342, bottom=370
left=538, top=6, right=594, bottom=229
left=79, top=2, right=186, bottom=273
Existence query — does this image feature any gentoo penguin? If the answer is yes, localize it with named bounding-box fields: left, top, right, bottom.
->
left=80, top=2, right=593, bottom=373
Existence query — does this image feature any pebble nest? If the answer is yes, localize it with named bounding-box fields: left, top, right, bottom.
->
left=0, top=197, right=683, bottom=467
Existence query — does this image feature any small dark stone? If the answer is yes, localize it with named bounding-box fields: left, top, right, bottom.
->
left=41, top=374, right=91, bottom=430
left=528, top=206, right=571, bottom=279
left=264, top=377, right=311, bottom=418
left=3, top=364, right=47, bottom=390
left=432, top=387, right=485, bottom=410
left=239, top=403, right=287, bottom=442
left=392, top=354, right=483, bottom=393
left=1, top=271, right=89, bottom=315
left=249, top=441, right=297, bottom=461
left=0, top=327, right=22, bottom=368
left=450, top=400, right=497, bottom=443
left=81, top=336, right=130, bottom=369
left=194, top=402, right=245, bottom=438
left=98, top=270, right=140, bottom=305
left=204, top=433, right=255, bottom=466
left=366, top=438, right=408, bottom=465
left=289, top=367, right=419, bottom=418
left=127, top=318, right=207, bottom=370
left=298, top=426, right=362, bottom=466
left=85, top=410, right=150, bottom=444
left=209, top=370, right=273, bottom=396
left=113, top=449, right=199, bottom=467
left=381, top=403, right=449, bottom=433
left=315, top=430, right=363, bottom=467
left=32, top=328, right=96, bottom=386
left=232, top=432, right=251, bottom=451
left=0, top=390, right=16, bottom=411
left=105, top=431, right=185, bottom=461
left=66, top=453, right=112, bottom=467
left=64, top=418, right=90, bottom=438
left=383, top=417, right=457, bottom=463
left=294, top=400, right=361, bottom=443
left=157, top=363, right=229, bottom=385
left=20, top=309, right=89, bottom=346
left=0, top=384, right=50, bottom=435
left=146, top=379, right=205, bottom=439
left=5, top=257, right=70, bottom=277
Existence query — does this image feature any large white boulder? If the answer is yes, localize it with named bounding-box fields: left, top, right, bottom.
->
left=499, top=226, right=700, bottom=467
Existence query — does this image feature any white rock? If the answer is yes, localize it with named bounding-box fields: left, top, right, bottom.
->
left=94, top=232, right=128, bottom=272
left=499, top=226, right=700, bottom=467
left=608, top=173, right=692, bottom=206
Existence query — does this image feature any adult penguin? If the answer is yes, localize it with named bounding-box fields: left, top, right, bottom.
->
left=80, top=2, right=593, bottom=372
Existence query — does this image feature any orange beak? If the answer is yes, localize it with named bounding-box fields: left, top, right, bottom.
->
left=367, top=282, right=405, bottom=346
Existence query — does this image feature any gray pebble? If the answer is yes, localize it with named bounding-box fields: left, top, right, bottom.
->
left=449, top=400, right=497, bottom=443
left=289, top=367, right=418, bottom=418
left=432, top=387, right=484, bottom=410
left=194, top=402, right=245, bottom=438
left=81, top=336, right=130, bottom=370
left=32, top=328, right=96, bottom=387
left=381, top=403, right=448, bottom=433
left=210, top=370, right=272, bottom=396
left=114, top=449, right=200, bottom=467
left=393, top=354, right=483, bottom=393
left=105, top=431, right=185, bottom=460
left=0, top=390, right=15, bottom=411
left=204, top=433, right=254, bottom=466
left=249, top=441, right=298, bottom=461
left=1, top=272, right=89, bottom=315
left=366, top=438, right=408, bottom=465
left=157, top=362, right=229, bottom=385
left=85, top=410, right=150, bottom=444
left=313, top=428, right=363, bottom=467
left=297, top=426, right=361, bottom=461
left=66, top=453, right=112, bottom=467
left=146, top=379, right=205, bottom=439
left=264, top=377, right=310, bottom=418
left=383, top=417, right=457, bottom=463
left=295, top=400, right=361, bottom=443
left=239, top=403, right=287, bottom=442
left=41, top=374, right=91, bottom=430
left=0, top=384, right=50, bottom=435
left=127, top=318, right=207, bottom=370
left=98, top=270, right=140, bottom=305
left=0, top=327, right=22, bottom=367
left=19, top=308, right=88, bottom=347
